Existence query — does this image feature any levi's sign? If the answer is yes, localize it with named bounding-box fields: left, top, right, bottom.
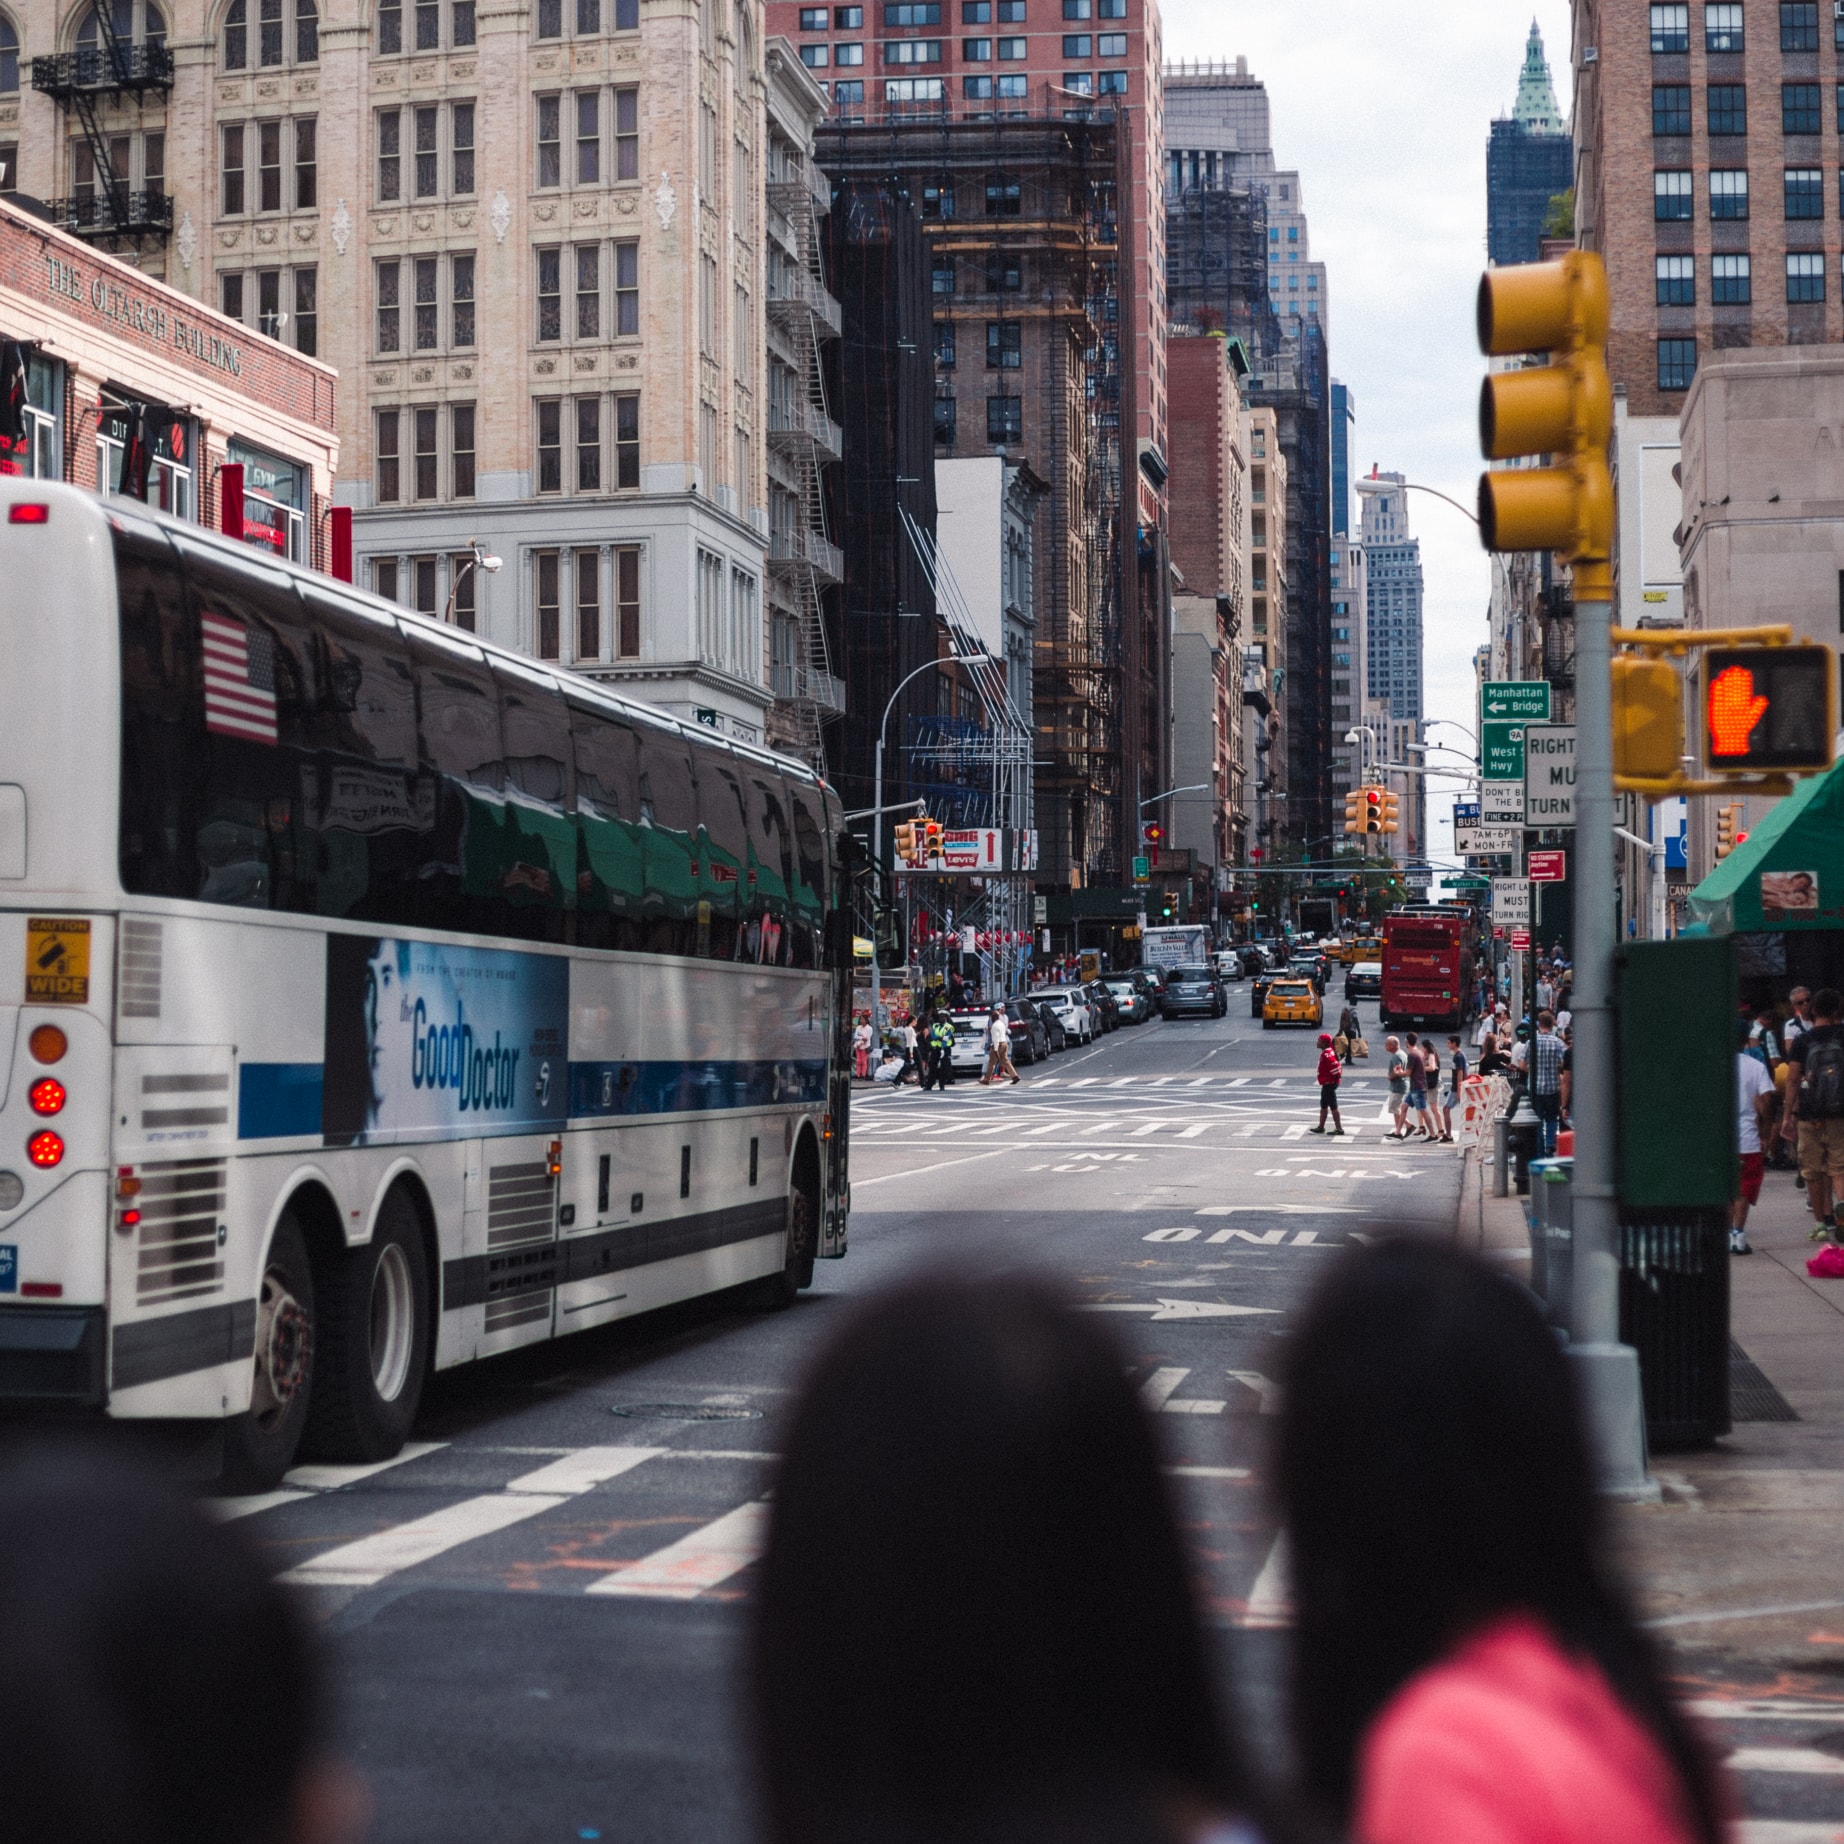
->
left=1524, top=725, right=1577, bottom=826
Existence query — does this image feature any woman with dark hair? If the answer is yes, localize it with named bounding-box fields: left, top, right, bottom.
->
left=1275, top=1240, right=1726, bottom=1844
left=751, top=1272, right=1269, bottom=1844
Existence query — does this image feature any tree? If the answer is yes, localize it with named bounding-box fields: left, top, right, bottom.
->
left=1543, top=188, right=1574, bottom=239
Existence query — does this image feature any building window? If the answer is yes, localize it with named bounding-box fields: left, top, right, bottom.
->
left=838, top=3, right=863, bottom=20
left=577, top=396, right=601, bottom=489
left=1712, top=251, right=1752, bottom=301
left=615, top=87, right=638, bottom=179
left=412, top=254, right=438, bottom=348
left=575, top=549, right=601, bottom=659
left=537, top=399, right=562, bottom=491
left=537, top=246, right=561, bottom=340
left=293, top=116, right=316, bottom=208
left=221, top=124, right=245, bottom=214
left=799, top=4, right=826, bottom=23
left=1063, top=32, right=1090, bottom=53
left=922, top=175, right=956, bottom=217
left=1782, top=1, right=1819, bottom=50
left=255, top=118, right=281, bottom=211
left=963, top=74, right=992, bottom=97
left=883, top=1, right=940, bottom=18
left=375, top=407, right=400, bottom=501
left=1653, top=83, right=1691, bottom=134
left=537, top=552, right=561, bottom=659
left=1705, top=1, right=1744, bottom=49
left=1709, top=167, right=1748, bottom=217
left=377, top=0, right=401, bottom=49
left=883, top=37, right=940, bottom=60
left=985, top=170, right=1021, bottom=213
left=1096, top=68, right=1126, bottom=93
left=986, top=394, right=1022, bottom=443
left=414, top=405, right=438, bottom=498
left=1707, top=82, right=1747, bottom=134
left=1656, top=169, right=1694, bottom=220
left=984, top=252, right=1021, bottom=290
left=413, top=558, right=438, bottom=615
left=932, top=255, right=956, bottom=295
left=996, top=74, right=1027, bottom=97
left=1658, top=337, right=1697, bottom=390
left=415, top=0, right=440, bottom=49
left=1063, top=71, right=1094, bottom=93
left=450, top=552, right=476, bottom=629
left=1656, top=253, right=1695, bottom=304
left=537, top=94, right=560, bottom=187
left=449, top=252, right=476, bottom=345
left=414, top=103, right=437, bottom=198
left=293, top=266, right=317, bottom=354
left=575, top=243, right=600, bottom=337
left=573, top=90, right=600, bottom=181
left=615, top=240, right=638, bottom=334
left=377, top=110, right=400, bottom=201
left=373, top=557, right=398, bottom=601
left=996, top=34, right=1025, bottom=56
left=1097, top=31, right=1125, bottom=54
left=986, top=318, right=1021, bottom=366
left=616, top=546, right=641, bottom=655
left=452, top=403, right=475, bottom=497
left=834, top=78, right=865, bottom=104
left=1788, top=250, right=1826, bottom=299
left=376, top=258, right=400, bottom=351
left=800, top=42, right=828, bottom=64
left=1650, top=3, right=1689, bottom=51
left=1787, top=166, right=1824, bottom=216
left=1785, top=81, right=1823, bottom=132
left=963, top=35, right=991, bottom=56
left=616, top=392, right=639, bottom=488
left=934, top=322, right=956, bottom=367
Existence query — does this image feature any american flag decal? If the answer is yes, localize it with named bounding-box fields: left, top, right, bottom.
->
left=200, top=610, right=278, bottom=744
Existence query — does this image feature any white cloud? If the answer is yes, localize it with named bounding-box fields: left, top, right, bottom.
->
left=1163, top=0, right=1573, bottom=869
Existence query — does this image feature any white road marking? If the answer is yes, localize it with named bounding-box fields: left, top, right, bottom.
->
left=1227, top=1370, right=1283, bottom=1414
left=1140, top=1366, right=1189, bottom=1410
left=586, top=1500, right=769, bottom=1599
left=282, top=1443, right=449, bottom=1491
left=1229, top=1077, right=1252, bottom=1087
left=1131, top=1121, right=1170, bottom=1137
left=1168, top=1465, right=1253, bottom=1480
left=851, top=1149, right=1012, bottom=1187
left=1206, top=1227, right=1288, bottom=1246
left=1281, top=1124, right=1309, bottom=1139
left=282, top=1491, right=569, bottom=1589
left=504, top=1446, right=665, bottom=1495
left=1729, top=1750, right=1844, bottom=1777
left=1143, top=1226, right=1202, bottom=1242
left=207, top=1489, right=312, bottom=1521
left=1645, top=1596, right=1844, bottom=1629
left=1739, top=1825, right=1844, bottom=1844
left=1087, top=1299, right=1281, bottom=1321
left=1243, top=1533, right=1291, bottom=1627
left=1688, top=1700, right=1844, bottom=1721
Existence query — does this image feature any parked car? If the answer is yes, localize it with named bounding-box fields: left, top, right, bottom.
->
left=1213, top=950, right=1244, bottom=983
left=1002, top=999, right=1049, bottom=1064
left=1083, top=981, right=1121, bottom=1032
left=948, top=1012, right=992, bottom=1073
left=1263, top=978, right=1325, bottom=1029
left=1161, top=964, right=1225, bottom=1019
left=1345, top=959, right=1383, bottom=1001
left=1025, top=995, right=1068, bottom=1052
left=1102, top=976, right=1151, bottom=1024
left=1037, top=985, right=1098, bottom=1043
left=1249, top=972, right=1274, bottom=1018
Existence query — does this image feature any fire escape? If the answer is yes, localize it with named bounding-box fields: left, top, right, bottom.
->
left=31, top=10, right=174, bottom=250
left=764, top=145, right=846, bottom=769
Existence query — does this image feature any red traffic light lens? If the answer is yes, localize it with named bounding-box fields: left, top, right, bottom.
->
left=26, top=1131, right=63, bottom=1168
left=28, top=1078, right=65, bottom=1116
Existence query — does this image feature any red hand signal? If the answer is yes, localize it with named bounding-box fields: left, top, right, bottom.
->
left=1707, top=664, right=1771, bottom=757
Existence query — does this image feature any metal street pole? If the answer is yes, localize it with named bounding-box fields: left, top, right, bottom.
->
left=1566, top=563, right=1655, bottom=1499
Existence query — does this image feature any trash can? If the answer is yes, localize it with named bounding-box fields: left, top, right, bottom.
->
left=1619, top=1208, right=1731, bottom=1449
left=1526, top=1157, right=1573, bottom=1322
left=1498, top=1115, right=1544, bottom=1195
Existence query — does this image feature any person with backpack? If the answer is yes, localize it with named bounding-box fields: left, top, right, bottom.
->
left=1786, top=988, right=1844, bottom=1241
left=1310, top=1032, right=1345, bottom=1136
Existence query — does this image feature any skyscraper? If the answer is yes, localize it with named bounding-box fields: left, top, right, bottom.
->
left=1330, top=379, right=1354, bottom=537
left=1487, top=19, right=1573, bottom=267
left=1355, top=468, right=1424, bottom=856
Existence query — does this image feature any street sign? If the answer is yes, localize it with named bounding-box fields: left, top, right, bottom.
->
left=1453, top=802, right=1481, bottom=824
left=1451, top=875, right=1492, bottom=892
left=1524, top=725, right=1577, bottom=826
left=1528, top=849, right=1567, bottom=882
left=1132, top=855, right=1150, bottom=885
left=1481, top=681, right=1553, bottom=723
left=1482, top=720, right=1527, bottom=781
left=1511, top=928, right=1532, bottom=951
left=1462, top=826, right=1521, bottom=856
left=1482, top=780, right=1525, bottom=823
left=1491, top=877, right=1532, bottom=924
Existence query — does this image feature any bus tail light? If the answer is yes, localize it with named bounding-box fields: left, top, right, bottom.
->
left=116, top=1168, right=141, bottom=1199
left=28, top=1078, right=65, bottom=1116
left=26, top=1132, right=63, bottom=1169
left=7, top=504, right=49, bottom=525
left=28, top=1025, right=67, bottom=1064
left=547, top=1140, right=562, bottom=1178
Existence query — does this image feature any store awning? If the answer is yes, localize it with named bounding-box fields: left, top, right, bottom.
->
left=1688, top=756, right=1844, bottom=933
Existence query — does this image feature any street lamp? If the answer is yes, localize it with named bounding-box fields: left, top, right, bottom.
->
left=444, top=538, right=502, bottom=624
left=1139, top=783, right=1209, bottom=809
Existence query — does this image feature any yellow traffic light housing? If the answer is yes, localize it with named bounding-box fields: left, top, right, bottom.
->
left=1343, top=789, right=1364, bottom=835
left=922, top=818, right=943, bottom=861
left=1381, top=791, right=1402, bottom=836
left=893, top=821, right=919, bottom=865
left=1714, top=804, right=1740, bottom=860
left=1611, top=655, right=1685, bottom=781
left=1362, top=787, right=1384, bottom=835
left=1476, top=252, right=1614, bottom=562
left=1699, top=645, right=1837, bottom=773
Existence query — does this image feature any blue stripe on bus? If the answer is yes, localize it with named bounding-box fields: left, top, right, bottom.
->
left=238, top=1063, right=326, bottom=1139
left=567, top=1059, right=828, bottom=1117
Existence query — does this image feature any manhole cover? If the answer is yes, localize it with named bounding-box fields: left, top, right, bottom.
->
left=609, top=1402, right=762, bottom=1422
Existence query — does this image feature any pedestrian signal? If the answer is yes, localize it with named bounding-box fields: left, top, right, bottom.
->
left=1699, top=646, right=1836, bottom=773
left=1475, top=252, right=1613, bottom=562
left=1612, top=655, right=1685, bottom=781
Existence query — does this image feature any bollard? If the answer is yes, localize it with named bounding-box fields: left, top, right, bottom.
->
left=1493, top=1115, right=1511, bottom=1198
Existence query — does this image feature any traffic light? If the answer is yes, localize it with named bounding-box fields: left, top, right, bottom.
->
left=921, top=818, right=944, bottom=860
left=1714, top=805, right=1741, bottom=860
left=1699, top=645, right=1837, bottom=773
left=1380, top=791, right=1401, bottom=836
left=1140, top=820, right=1165, bottom=846
left=1159, top=892, right=1176, bottom=918
left=1612, top=654, right=1685, bottom=781
left=1362, top=787, right=1385, bottom=835
left=1475, top=251, right=1613, bottom=562
left=892, top=821, right=919, bottom=866
left=1343, top=789, right=1364, bottom=835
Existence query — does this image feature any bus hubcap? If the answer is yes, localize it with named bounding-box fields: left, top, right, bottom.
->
left=254, top=1272, right=310, bottom=1423
left=369, top=1243, right=415, bottom=1403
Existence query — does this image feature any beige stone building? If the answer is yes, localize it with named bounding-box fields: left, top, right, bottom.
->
left=3, top=1, right=838, bottom=751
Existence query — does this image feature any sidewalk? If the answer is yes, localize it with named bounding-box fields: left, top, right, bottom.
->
left=1460, top=1150, right=1844, bottom=1679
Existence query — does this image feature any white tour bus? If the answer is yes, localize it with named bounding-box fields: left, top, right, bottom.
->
left=0, top=482, right=853, bottom=1488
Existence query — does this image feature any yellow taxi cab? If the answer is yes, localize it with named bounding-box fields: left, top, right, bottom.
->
left=1352, top=934, right=1383, bottom=964
left=1262, top=978, right=1324, bottom=1029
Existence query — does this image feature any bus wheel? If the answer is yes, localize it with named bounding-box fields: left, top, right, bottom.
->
left=221, top=1210, right=314, bottom=1493
left=303, top=1188, right=431, bottom=1463
left=762, top=1167, right=818, bottom=1310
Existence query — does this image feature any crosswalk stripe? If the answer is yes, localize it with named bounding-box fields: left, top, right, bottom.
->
left=282, top=1491, right=567, bottom=1589
left=585, top=1500, right=769, bottom=1599
left=1108, top=1076, right=1136, bottom=1087
left=282, top=1442, right=448, bottom=1492
left=1731, top=1750, right=1844, bottom=1777
left=208, top=1489, right=311, bottom=1522
left=1178, top=1123, right=1208, bottom=1138
left=1243, top=1532, right=1291, bottom=1627
left=1140, top=1367, right=1188, bottom=1410
left=1130, top=1121, right=1169, bottom=1137
left=1229, top=1077, right=1251, bottom=1087
left=1189, top=1076, right=1213, bottom=1086
left=504, top=1446, right=664, bottom=1495
left=1740, top=1825, right=1844, bottom=1843
left=1281, top=1124, right=1308, bottom=1140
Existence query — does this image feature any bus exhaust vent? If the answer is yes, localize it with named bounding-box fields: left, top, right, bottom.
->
left=134, top=1158, right=227, bottom=1304
left=118, top=920, right=164, bottom=1020
left=140, top=1071, right=230, bottom=1134
left=487, top=1161, right=555, bottom=1249
left=485, top=1291, right=552, bottom=1334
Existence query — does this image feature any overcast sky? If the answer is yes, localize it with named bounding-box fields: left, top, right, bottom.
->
left=1162, top=0, right=1574, bottom=872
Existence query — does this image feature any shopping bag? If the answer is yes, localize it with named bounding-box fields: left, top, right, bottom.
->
left=1351, top=1037, right=1370, bottom=1059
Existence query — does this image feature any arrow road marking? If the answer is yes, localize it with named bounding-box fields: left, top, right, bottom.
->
left=1087, top=1299, right=1282, bottom=1321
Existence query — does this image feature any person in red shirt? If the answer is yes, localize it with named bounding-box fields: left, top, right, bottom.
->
left=1310, top=1032, right=1345, bottom=1136
left=1275, top=1240, right=1727, bottom=1844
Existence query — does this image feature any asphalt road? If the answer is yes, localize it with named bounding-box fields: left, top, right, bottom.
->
left=215, top=992, right=1841, bottom=1842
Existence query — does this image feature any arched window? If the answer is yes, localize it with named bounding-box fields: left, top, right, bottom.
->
left=223, top=0, right=246, bottom=68
left=75, top=1, right=167, bottom=53
left=0, top=16, right=18, bottom=96
left=222, top=0, right=315, bottom=68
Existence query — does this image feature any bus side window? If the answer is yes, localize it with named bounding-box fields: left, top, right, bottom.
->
left=697, top=756, right=749, bottom=961
left=169, top=532, right=318, bottom=913
left=567, top=696, right=643, bottom=952
left=494, top=658, right=575, bottom=944
left=747, top=774, right=794, bottom=965
left=635, top=724, right=698, bottom=957
left=787, top=781, right=828, bottom=970
left=114, top=519, right=200, bottom=901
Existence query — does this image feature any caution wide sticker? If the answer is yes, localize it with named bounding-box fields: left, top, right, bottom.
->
left=25, top=917, right=90, bottom=1005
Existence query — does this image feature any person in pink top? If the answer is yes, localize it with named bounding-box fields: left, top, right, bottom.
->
left=1274, top=1240, right=1728, bottom=1844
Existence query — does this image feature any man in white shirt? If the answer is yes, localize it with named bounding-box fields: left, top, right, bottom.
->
left=983, top=1006, right=1018, bottom=1085
left=1734, top=1025, right=1778, bottom=1254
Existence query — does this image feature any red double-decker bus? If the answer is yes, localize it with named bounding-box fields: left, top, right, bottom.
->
left=1380, top=910, right=1475, bottom=1031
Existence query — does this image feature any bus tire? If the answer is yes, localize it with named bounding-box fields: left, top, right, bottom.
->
left=302, top=1187, right=432, bottom=1463
left=761, top=1161, right=818, bottom=1310
left=220, top=1210, right=315, bottom=1493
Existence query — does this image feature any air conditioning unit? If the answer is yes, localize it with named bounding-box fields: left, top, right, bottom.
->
left=1835, top=1, right=1843, bottom=21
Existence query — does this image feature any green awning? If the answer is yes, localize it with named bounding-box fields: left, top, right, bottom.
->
left=1688, top=757, right=1844, bottom=933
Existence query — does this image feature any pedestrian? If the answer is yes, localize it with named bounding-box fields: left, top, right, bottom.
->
left=1529, top=1009, right=1566, bottom=1155
left=1310, top=1032, right=1346, bottom=1136
left=1783, top=986, right=1815, bottom=1053
left=983, top=1004, right=1019, bottom=1086
left=1336, top=999, right=1362, bottom=1066
left=852, top=1016, right=872, bottom=1082
left=897, top=1014, right=919, bottom=1086
left=1784, top=986, right=1844, bottom=1242
left=0, top=1449, right=367, bottom=1844
left=750, top=1273, right=1276, bottom=1844
left=1732, top=1017, right=1777, bottom=1255
left=1385, top=1035, right=1411, bottom=1139
left=1415, top=1037, right=1443, bottom=1142
left=1276, top=1239, right=1728, bottom=1844
left=1442, top=1035, right=1467, bottom=1144
left=1476, top=1032, right=1509, bottom=1080
left=1401, top=1034, right=1432, bottom=1141
left=920, top=1010, right=956, bottom=1092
